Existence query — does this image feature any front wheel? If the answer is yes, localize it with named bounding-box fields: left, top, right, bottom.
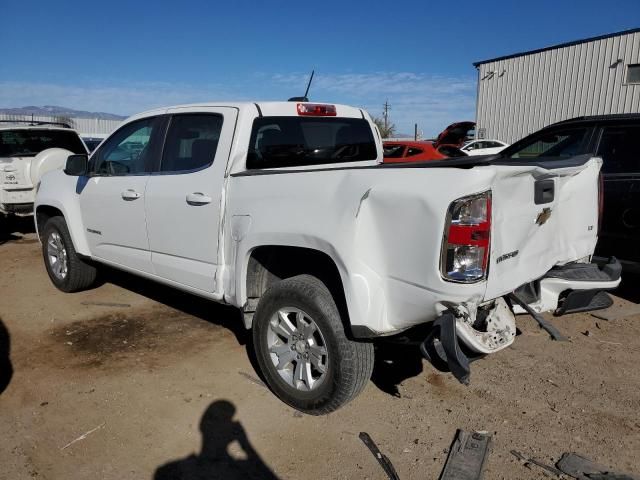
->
left=252, top=274, right=374, bottom=415
left=42, top=216, right=97, bottom=292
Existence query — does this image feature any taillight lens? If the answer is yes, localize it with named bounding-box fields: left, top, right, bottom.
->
left=297, top=103, right=337, bottom=116
left=441, top=191, right=491, bottom=283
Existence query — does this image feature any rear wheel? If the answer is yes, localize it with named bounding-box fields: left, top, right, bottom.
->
left=253, top=274, right=374, bottom=415
left=42, top=216, right=97, bottom=292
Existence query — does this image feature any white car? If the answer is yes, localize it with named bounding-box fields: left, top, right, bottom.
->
left=0, top=121, right=87, bottom=218
left=35, top=101, right=620, bottom=414
left=462, top=139, right=509, bottom=156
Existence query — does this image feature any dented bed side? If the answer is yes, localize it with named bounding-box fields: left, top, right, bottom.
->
left=223, top=156, right=608, bottom=342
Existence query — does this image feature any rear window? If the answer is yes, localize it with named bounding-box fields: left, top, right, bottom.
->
left=0, top=129, right=87, bottom=157
left=247, top=117, right=377, bottom=169
left=506, top=128, right=589, bottom=159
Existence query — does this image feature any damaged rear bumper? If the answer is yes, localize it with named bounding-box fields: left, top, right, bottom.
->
left=421, top=258, right=621, bottom=384
left=513, top=257, right=621, bottom=316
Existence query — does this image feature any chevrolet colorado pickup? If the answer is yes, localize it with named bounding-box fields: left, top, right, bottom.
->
left=34, top=102, right=621, bottom=414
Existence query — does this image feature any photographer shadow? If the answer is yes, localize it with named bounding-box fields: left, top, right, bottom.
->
left=0, top=317, right=12, bottom=395
left=154, top=400, right=278, bottom=480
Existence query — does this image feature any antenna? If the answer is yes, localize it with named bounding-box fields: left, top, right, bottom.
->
left=288, top=69, right=315, bottom=102
left=303, top=69, right=315, bottom=100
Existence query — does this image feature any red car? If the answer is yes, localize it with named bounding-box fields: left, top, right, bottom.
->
left=383, top=121, right=475, bottom=163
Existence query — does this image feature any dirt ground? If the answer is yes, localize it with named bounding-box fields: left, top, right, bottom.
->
left=1, top=224, right=639, bottom=479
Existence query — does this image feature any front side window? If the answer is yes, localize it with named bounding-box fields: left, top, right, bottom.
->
left=92, top=117, right=160, bottom=175
left=247, top=117, right=377, bottom=169
left=507, top=128, right=590, bottom=159
left=597, top=126, right=640, bottom=174
left=161, top=114, right=223, bottom=172
left=0, top=129, right=86, bottom=157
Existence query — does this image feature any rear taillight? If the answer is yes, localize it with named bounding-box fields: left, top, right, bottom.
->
left=598, top=173, right=604, bottom=234
left=297, top=103, right=337, bottom=116
left=441, top=191, right=491, bottom=283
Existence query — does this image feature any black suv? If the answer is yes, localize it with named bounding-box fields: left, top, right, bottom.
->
left=498, top=114, right=640, bottom=272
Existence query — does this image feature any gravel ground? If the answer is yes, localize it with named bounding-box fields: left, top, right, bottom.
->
left=1, top=226, right=639, bottom=479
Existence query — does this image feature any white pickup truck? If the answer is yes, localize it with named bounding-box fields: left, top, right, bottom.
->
left=1, top=122, right=87, bottom=219
left=35, top=101, right=621, bottom=414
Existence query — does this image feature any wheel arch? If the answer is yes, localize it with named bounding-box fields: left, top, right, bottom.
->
left=35, top=202, right=91, bottom=256
left=241, top=244, right=353, bottom=335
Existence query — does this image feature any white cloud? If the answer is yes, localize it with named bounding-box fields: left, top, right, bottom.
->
left=0, top=81, right=244, bottom=117
left=272, top=72, right=477, bottom=137
left=0, top=71, right=477, bottom=137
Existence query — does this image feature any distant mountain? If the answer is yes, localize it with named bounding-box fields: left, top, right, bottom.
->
left=0, top=105, right=126, bottom=120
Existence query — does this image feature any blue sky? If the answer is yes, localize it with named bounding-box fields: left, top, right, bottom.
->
left=1, top=0, right=638, bottom=136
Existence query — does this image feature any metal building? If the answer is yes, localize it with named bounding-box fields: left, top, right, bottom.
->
left=0, top=113, right=122, bottom=138
left=474, top=28, right=640, bottom=144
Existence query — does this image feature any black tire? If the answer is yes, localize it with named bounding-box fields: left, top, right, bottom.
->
left=252, top=274, right=374, bottom=415
left=42, top=216, right=97, bottom=292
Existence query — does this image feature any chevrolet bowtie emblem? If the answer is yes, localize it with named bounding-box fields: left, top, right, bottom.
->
left=536, top=207, right=552, bottom=226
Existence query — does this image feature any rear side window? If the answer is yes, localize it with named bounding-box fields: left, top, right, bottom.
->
left=383, top=144, right=405, bottom=158
left=597, top=126, right=640, bottom=174
left=247, top=117, right=377, bottom=169
left=406, top=147, right=423, bottom=157
left=161, top=114, right=223, bottom=172
left=0, top=129, right=86, bottom=157
left=507, top=128, right=590, bottom=159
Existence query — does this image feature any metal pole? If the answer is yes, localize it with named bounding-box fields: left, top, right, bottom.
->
left=383, top=100, right=390, bottom=132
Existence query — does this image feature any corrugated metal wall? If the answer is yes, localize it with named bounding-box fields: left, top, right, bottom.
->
left=0, top=114, right=122, bottom=136
left=476, top=31, right=640, bottom=144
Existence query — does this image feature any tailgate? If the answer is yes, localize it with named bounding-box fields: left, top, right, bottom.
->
left=484, top=155, right=602, bottom=299
left=1, top=157, right=32, bottom=189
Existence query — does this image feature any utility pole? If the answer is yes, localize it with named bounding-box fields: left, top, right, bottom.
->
left=382, top=100, right=390, bottom=132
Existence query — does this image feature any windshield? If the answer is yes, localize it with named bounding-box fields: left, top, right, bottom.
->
left=504, top=127, right=590, bottom=159
left=0, top=129, right=87, bottom=157
left=247, top=117, right=377, bottom=169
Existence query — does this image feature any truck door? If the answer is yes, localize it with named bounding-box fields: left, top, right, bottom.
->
left=595, top=125, right=640, bottom=265
left=145, top=107, right=238, bottom=292
left=79, top=115, right=166, bottom=273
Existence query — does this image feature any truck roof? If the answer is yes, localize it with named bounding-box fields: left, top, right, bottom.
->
left=128, top=101, right=367, bottom=123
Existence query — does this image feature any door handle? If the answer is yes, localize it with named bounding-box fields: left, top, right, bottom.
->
left=121, top=189, right=141, bottom=201
left=186, top=192, right=212, bottom=206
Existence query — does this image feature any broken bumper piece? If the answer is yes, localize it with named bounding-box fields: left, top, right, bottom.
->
left=420, top=298, right=516, bottom=384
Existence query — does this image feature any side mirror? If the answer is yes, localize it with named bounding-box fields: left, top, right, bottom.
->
left=64, top=154, right=89, bottom=176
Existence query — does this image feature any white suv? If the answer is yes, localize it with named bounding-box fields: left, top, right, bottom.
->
left=0, top=121, right=87, bottom=218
